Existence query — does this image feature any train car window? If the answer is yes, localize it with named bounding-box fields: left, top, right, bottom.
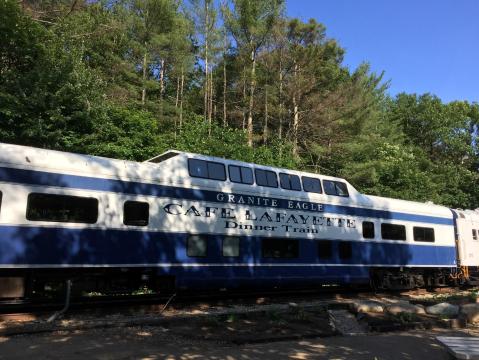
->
left=363, top=221, right=375, bottom=239
left=123, top=201, right=149, bottom=226
left=188, top=159, right=208, bottom=178
left=262, top=238, right=298, bottom=258
left=302, top=176, right=322, bottom=193
left=413, top=227, right=435, bottom=242
left=318, top=240, right=332, bottom=259
left=279, top=173, right=301, bottom=191
left=207, top=161, right=226, bottom=180
left=26, top=193, right=98, bottom=224
left=255, top=169, right=278, bottom=188
left=222, top=236, right=240, bottom=257
left=187, top=235, right=208, bottom=257
left=188, top=159, right=226, bottom=181
left=473, top=229, right=478, bottom=241
left=323, top=180, right=349, bottom=197
left=0, top=191, right=2, bottom=216
left=228, top=165, right=254, bottom=185
left=381, top=223, right=406, bottom=241
left=339, top=242, right=353, bottom=260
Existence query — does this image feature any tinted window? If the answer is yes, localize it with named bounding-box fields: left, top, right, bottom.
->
left=302, top=176, right=322, bottom=193
left=323, top=180, right=349, bottom=197
left=187, top=235, right=207, bottom=257
left=124, top=201, right=149, bottom=226
left=262, top=238, right=298, bottom=258
left=188, top=159, right=226, bottom=181
left=255, top=169, right=278, bottom=188
left=279, top=173, right=301, bottom=191
left=223, top=236, right=240, bottom=257
left=381, top=223, right=406, bottom=241
left=473, top=229, right=478, bottom=241
left=228, top=165, right=254, bottom=185
left=363, top=221, right=375, bottom=239
left=188, top=159, right=208, bottom=178
left=207, top=161, right=226, bottom=180
left=413, top=227, right=435, bottom=242
left=26, top=193, right=98, bottom=224
left=339, top=242, right=353, bottom=260
left=318, top=240, right=332, bottom=260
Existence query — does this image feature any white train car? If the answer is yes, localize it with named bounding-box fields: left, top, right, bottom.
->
left=0, top=142, right=473, bottom=298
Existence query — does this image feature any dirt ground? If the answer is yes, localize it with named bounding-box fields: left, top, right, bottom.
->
left=0, top=325, right=474, bottom=360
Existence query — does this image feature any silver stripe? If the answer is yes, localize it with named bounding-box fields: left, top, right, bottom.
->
left=0, top=263, right=456, bottom=269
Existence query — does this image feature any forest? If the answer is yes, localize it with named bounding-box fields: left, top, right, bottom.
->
left=1, top=0, right=479, bottom=208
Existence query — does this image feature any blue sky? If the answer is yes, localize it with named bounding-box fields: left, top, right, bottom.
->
left=286, top=0, right=479, bottom=103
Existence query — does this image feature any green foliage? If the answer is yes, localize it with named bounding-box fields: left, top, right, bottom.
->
left=1, top=0, right=478, bottom=210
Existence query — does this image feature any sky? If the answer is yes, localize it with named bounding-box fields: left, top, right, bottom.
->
left=286, top=0, right=479, bottom=103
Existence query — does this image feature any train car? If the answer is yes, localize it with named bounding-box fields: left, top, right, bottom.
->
left=0, top=142, right=475, bottom=298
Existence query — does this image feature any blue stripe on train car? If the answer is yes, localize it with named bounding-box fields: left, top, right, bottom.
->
left=0, top=226, right=457, bottom=289
left=0, top=166, right=454, bottom=225
left=0, top=226, right=457, bottom=266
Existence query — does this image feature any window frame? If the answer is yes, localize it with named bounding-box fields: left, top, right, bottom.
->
left=413, top=226, right=435, bottom=243
left=222, top=236, right=241, bottom=257
left=187, top=235, right=208, bottom=257
left=261, top=238, right=299, bottom=259
left=279, top=173, right=302, bottom=191
left=381, top=223, right=407, bottom=241
left=302, top=176, right=322, bottom=194
left=188, top=158, right=226, bottom=181
left=26, top=193, right=98, bottom=224
left=123, top=200, right=150, bottom=227
left=323, top=180, right=349, bottom=197
left=318, top=240, right=333, bottom=260
left=362, top=221, right=375, bottom=239
left=255, top=169, right=278, bottom=188
left=228, top=165, right=254, bottom=185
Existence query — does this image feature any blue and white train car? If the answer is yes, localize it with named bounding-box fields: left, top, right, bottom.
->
left=0, top=142, right=474, bottom=297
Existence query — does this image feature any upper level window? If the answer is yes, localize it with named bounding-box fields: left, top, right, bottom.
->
left=123, top=201, right=149, bottom=226
left=323, top=180, right=349, bottom=197
left=222, top=236, right=240, bottom=257
left=363, top=221, right=375, bottom=239
left=188, top=159, right=226, bottom=181
left=26, top=193, right=98, bottom=224
left=228, top=165, right=254, bottom=185
left=381, top=223, right=406, bottom=241
left=473, top=229, right=478, bottom=241
left=255, top=169, right=278, bottom=188
left=0, top=191, right=2, bottom=216
left=302, top=176, right=322, bottom=194
left=413, top=227, right=435, bottom=243
left=262, top=238, right=298, bottom=258
left=187, top=235, right=208, bottom=257
left=279, top=173, right=302, bottom=191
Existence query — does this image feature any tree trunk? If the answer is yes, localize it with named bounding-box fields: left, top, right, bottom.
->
left=278, top=50, right=283, bottom=140
left=292, top=62, right=299, bottom=157
left=223, top=37, right=227, bottom=127
left=242, top=66, right=246, bottom=130
left=203, top=0, right=209, bottom=122
left=179, top=68, right=184, bottom=131
left=208, top=71, right=213, bottom=136
left=141, top=49, right=147, bottom=105
left=247, top=48, right=256, bottom=147
left=263, top=87, right=268, bottom=144
left=175, top=75, right=180, bottom=108
left=159, top=59, right=165, bottom=100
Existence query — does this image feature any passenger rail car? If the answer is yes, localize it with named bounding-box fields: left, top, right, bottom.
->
left=0, top=142, right=478, bottom=298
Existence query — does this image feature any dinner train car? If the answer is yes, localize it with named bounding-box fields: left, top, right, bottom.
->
left=0, top=142, right=477, bottom=298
